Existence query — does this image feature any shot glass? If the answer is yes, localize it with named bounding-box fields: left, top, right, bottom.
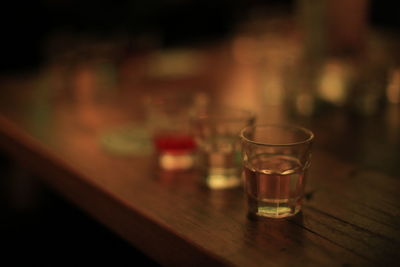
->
left=144, top=93, right=197, bottom=171
left=240, top=124, right=314, bottom=219
left=192, top=107, right=255, bottom=189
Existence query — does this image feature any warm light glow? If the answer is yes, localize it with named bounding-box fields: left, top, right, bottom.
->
left=318, top=61, right=349, bottom=105
left=206, top=173, right=242, bottom=189
left=232, top=36, right=261, bottom=65
left=147, top=48, right=203, bottom=78
left=295, top=93, right=315, bottom=116
left=159, top=153, right=194, bottom=170
left=260, top=67, right=285, bottom=106
left=386, top=68, right=400, bottom=104
left=218, top=58, right=259, bottom=110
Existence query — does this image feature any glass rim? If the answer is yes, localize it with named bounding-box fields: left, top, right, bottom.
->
left=240, top=123, right=314, bottom=146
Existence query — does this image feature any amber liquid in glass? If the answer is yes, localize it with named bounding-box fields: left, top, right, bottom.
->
left=244, top=154, right=305, bottom=218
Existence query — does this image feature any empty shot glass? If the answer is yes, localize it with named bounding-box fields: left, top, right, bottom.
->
left=192, top=107, right=255, bottom=189
left=240, top=124, right=314, bottom=219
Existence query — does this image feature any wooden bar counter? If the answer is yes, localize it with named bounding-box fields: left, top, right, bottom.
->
left=0, top=29, right=399, bottom=266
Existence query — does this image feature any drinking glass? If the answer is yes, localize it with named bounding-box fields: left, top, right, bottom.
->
left=240, top=124, right=314, bottom=219
left=144, top=93, right=196, bottom=171
left=192, top=107, right=255, bottom=189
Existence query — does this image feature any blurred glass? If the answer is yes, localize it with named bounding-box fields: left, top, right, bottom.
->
left=144, top=92, right=197, bottom=171
left=192, top=106, right=255, bottom=189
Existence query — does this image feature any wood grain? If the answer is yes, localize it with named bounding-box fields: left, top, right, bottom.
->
left=0, top=34, right=399, bottom=265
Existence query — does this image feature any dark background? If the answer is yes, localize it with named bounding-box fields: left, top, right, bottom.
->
left=0, top=0, right=290, bottom=72
left=0, top=0, right=398, bottom=72
left=0, top=153, right=160, bottom=266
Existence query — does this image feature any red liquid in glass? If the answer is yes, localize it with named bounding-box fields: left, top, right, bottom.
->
left=153, top=134, right=196, bottom=154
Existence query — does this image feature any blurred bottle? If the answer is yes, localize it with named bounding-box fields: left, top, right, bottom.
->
left=288, top=0, right=389, bottom=118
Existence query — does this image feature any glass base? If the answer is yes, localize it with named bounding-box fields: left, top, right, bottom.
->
left=159, top=153, right=194, bottom=170
left=247, top=198, right=301, bottom=219
left=205, top=168, right=242, bottom=189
